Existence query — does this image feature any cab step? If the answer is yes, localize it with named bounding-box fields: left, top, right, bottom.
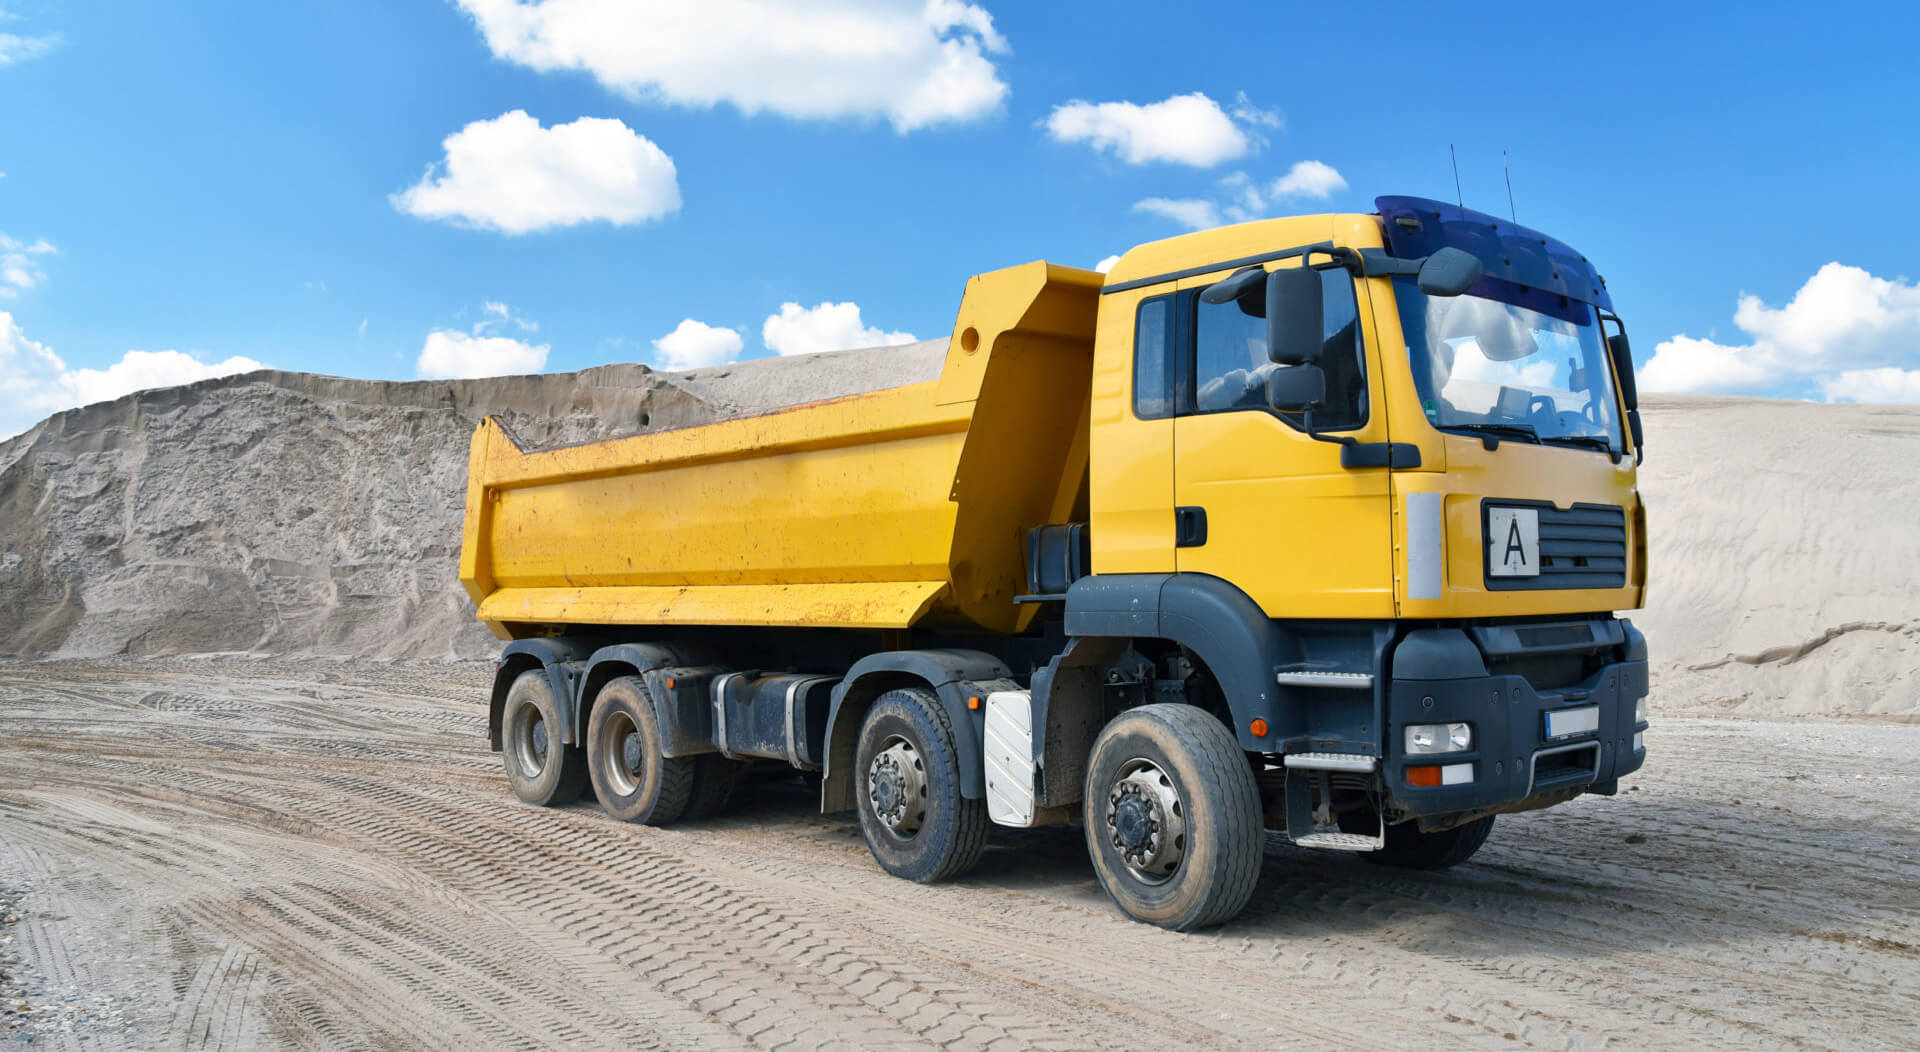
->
left=1291, top=831, right=1384, bottom=852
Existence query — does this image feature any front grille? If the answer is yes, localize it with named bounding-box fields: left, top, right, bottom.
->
left=1484, top=502, right=1627, bottom=591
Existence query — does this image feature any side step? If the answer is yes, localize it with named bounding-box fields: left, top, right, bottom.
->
left=1291, top=831, right=1384, bottom=852
left=1275, top=669, right=1374, bottom=690
left=1283, top=752, right=1379, bottom=773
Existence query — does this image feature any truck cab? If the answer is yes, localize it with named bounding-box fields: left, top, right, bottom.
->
left=1064, top=195, right=1646, bottom=860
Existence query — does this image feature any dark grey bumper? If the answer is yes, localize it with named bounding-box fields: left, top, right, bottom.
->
left=1382, top=622, right=1649, bottom=818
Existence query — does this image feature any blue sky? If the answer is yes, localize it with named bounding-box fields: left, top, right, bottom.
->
left=4, top=0, right=1919, bottom=436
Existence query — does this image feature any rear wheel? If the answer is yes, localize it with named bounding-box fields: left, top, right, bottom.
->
left=586, top=676, right=692, bottom=825
left=1364, top=815, right=1495, bottom=870
left=1083, top=704, right=1262, bottom=930
left=854, top=688, right=987, bottom=883
left=501, top=670, right=589, bottom=806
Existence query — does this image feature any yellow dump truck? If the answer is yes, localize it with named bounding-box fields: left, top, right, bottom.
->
left=461, top=195, right=1650, bottom=930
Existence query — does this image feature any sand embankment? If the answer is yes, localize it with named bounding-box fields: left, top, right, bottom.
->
left=0, top=359, right=1912, bottom=717
left=0, top=343, right=944, bottom=660
left=1633, top=395, right=1920, bottom=718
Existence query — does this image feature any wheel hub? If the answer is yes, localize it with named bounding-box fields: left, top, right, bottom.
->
left=866, top=738, right=926, bottom=835
left=510, top=706, right=549, bottom=780
left=598, top=711, right=644, bottom=797
left=1106, top=760, right=1187, bottom=882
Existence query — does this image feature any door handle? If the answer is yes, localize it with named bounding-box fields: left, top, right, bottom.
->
left=1175, top=506, right=1208, bottom=548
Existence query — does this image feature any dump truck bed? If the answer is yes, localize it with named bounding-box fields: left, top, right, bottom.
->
left=459, top=261, right=1103, bottom=640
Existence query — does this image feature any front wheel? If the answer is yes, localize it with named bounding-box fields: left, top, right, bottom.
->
left=1083, top=704, right=1262, bottom=930
left=853, top=688, right=987, bottom=883
left=1363, top=815, right=1495, bottom=870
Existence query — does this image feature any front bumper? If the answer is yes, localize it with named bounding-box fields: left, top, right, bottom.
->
left=1382, top=621, right=1648, bottom=818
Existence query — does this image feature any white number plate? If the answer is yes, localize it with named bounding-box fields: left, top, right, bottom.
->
left=1544, top=705, right=1600, bottom=740
left=1487, top=507, right=1540, bottom=577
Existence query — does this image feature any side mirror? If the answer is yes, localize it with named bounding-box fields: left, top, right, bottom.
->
left=1608, top=332, right=1639, bottom=411
left=1265, top=267, right=1323, bottom=365
left=1628, top=408, right=1644, bottom=462
left=1416, top=246, right=1483, bottom=297
left=1266, top=364, right=1326, bottom=412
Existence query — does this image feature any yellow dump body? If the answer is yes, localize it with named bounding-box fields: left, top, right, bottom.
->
left=459, top=261, right=1103, bottom=640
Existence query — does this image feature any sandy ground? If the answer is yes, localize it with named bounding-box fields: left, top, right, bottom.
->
left=1, top=659, right=1915, bottom=1050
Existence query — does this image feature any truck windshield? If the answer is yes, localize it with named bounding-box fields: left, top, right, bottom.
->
left=1394, top=276, right=1624, bottom=453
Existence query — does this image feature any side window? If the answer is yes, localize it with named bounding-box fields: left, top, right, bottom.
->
left=1133, top=296, right=1172, bottom=419
left=1189, top=268, right=1368, bottom=431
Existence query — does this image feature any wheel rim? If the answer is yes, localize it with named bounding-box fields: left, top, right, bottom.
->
left=598, top=710, right=644, bottom=797
left=1105, top=758, right=1187, bottom=884
left=509, top=704, right=549, bottom=782
left=866, top=735, right=927, bottom=838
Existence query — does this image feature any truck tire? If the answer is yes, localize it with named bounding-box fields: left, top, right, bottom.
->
left=585, top=676, right=693, bottom=825
left=680, top=754, right=740, bottom=822
left=1083, top=704, right=1262, bottom=930
left=853, top=687, right=987, bottom=883
left=1364, top=815, right=1495, bottom=870
left=501, top=669, right=589, bottom=807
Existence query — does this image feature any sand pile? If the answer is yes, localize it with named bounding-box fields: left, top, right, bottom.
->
left=1, top=354, right=1912, bottom=718
left=0, top=342, right=945, bottom=660
left=1633, top=395, right=1920, bottom=719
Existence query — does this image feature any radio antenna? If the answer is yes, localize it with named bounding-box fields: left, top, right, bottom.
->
left=1504, top=150, right=1517, bottom=222
left=1450, top=144, right=1463, bottom=207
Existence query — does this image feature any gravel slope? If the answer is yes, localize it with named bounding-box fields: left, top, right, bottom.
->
left=1, top=659, right=1915, bottom=1050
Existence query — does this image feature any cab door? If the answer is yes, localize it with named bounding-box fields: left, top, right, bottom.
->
left=1170, top=264, right=1397, bottom=619
left=1089, top=289, right=1177, bottom=573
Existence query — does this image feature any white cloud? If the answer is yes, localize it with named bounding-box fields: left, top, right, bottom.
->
left=416, top=330, right=549, bottom=379
left=1270, top=159, right=1348, bottom=199
left=452, top=0, right=1009, bottom=133
left=392, top=110, right=680, bottom=235
left=1640, top=263, right=1920, bottom=399
left=482, top=300, right=537, bottom=332
left=1044, top=93, right=1252, bottom=168
left=651, top=318, right=744, bottom=370
left=1132, top=197, right=1221, bottom=231
left=762, top=302, right=916, bottom=357
left=1, top=312, right=264, bottom=439
left=1229, top=91, right=1283, bottom=130
left=1130, top=160, right=1349, bottom=232
left=1094, top=254, right=1121, bottom=274
left=0, top=233, right=56, bottom=298
left=64, top=350, right=267, bottom=407
left=1822, top=368, right=1920, bottom=404
left=0, top=30, right=59, bottom=66
left=417, top=300, right=550, bottom=378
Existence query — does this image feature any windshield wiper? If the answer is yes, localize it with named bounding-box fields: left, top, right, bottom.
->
left=1540, top=434, right=1613, bottom=452
left=1443, top=422, right=1541, bottom=448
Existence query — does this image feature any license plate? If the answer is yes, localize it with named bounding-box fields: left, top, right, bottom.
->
left=1544, top=705, right=1599, bottom=740
left=1487, top=507, right=1540, bottom=577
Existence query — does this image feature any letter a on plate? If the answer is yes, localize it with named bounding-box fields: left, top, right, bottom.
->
left=1487, top=507, right=1539, bottom=577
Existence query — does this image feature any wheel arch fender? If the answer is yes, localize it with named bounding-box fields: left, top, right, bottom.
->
left=820, top=648, right=1012, bottom=812
left=488, top=637, right=595, bottom=751
left=1066, top=573, right=1291, bottom=751
left=577, top=642, right=695, bottom=748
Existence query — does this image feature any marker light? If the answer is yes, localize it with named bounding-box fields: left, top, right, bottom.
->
left=1405, top=722, right=1472, bottom=755
left=1635, top=696, right=1648, bottom=724
left=1407, top=763, right=1474, bottom=787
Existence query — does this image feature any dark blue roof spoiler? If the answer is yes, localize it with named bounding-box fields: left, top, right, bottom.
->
left=1375, top=196, right=1612, bottom=312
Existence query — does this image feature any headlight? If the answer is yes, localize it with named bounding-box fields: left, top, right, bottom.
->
left=1405, top=722, right=1472, bottom=755
left=1635, top=696, right=1648, bottom=724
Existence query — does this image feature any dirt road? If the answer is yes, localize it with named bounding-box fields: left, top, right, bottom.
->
left=1, top=659, right=1915, bottom=1049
